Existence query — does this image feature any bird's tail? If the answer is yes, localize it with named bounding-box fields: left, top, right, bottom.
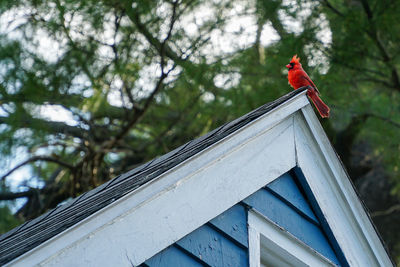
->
left=307, top=91, right=330, bottom=118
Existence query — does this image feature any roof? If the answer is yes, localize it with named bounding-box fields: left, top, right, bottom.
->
left=0, top=87, right=309, bottom=265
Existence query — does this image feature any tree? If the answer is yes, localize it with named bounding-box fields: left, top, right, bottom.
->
left=0, top=0, right=229, bottom=219
left=0, top=0, right=399, bottom=262
left=320, top=0, right=400, bottom=261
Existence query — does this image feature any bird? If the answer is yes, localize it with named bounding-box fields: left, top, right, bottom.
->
left=286, top=55, right=330, bottom=118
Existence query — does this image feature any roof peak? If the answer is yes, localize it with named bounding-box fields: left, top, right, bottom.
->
left=0, top=87, right=308, bottom=265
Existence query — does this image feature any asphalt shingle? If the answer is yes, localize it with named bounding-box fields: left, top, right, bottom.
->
left=0, top=87, right=308, bottom=265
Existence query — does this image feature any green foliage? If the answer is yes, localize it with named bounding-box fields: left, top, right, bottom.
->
left=0, top=206, right=21, bottom=233
left=0, top=0, right=399, bottom=262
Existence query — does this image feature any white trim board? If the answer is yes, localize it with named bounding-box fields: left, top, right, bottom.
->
left=247, top=209, right=337, bottom=267
left=5, top=91, right=392, bottom=267
left=294, top=106, right=392, bottom=266
left=6, top=92, right=308, bottom=267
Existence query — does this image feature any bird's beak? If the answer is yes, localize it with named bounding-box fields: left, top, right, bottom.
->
left=286, top=64, right=291, bottom=69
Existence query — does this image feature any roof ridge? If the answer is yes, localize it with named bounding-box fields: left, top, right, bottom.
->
left=0, top=87, right=308, bottom=265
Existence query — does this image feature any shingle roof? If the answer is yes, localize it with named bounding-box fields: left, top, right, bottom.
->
left=0, top=87, right=308, bottom=265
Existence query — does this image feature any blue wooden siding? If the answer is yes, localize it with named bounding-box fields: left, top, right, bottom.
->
left=140, top=204, right=249, bottom=267
left=140, top=170, right=346, bottom=267
left=243, top=173, right=341, bottom=266
left=144, top=245, right=204, bottom=267
left=294, top=167, right=349, bottom=267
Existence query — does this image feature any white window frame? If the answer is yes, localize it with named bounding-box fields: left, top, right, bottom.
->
left=248, top=209, right=337, bottom=267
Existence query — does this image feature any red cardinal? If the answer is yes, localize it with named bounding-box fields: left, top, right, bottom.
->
left=286, top=55, right=330, bottom=118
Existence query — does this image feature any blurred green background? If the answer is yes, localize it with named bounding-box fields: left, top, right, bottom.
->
left=0, top=0, right=399, bottom=263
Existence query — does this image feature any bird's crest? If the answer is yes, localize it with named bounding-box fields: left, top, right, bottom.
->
left=290, top=54, right=300, bottom=64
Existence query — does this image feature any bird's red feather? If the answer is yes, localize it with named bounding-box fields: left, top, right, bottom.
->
left=286, top=55, right=329, bottom=118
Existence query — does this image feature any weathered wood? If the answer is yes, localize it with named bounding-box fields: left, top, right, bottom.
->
left=144, top=170, right=344, bottom=267
left=5, top=89, right=392, bottom=267
left=266, top=172, right=319, bottom=225
left=248, top=224, right=260, bottom=267
left=145, top=200, right=250, bottom=266
left=248, top=210, right=337, bottom=267
left=294, top=107, right=393, bottom=266
left=209, top=204, right=248, bottom=248
left=243, top=188, right=340, bottom=265
left=7, top=94, right=305, bottom=267
left=177, top=224, right=248, bottom=267
left=144, top=245, right=205, bottom=267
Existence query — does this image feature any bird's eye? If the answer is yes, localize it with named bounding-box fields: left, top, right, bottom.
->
left=290, top=62, right=294, bottom=67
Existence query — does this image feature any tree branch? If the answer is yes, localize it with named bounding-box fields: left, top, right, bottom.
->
left=0, top=114, right=91, bottom=141
left=360, top=0, right=400, bottom=92
left=125, top=5, right=186, bottom=66
left=356, top=77, right=396, bottom=89
left=1, top=156, right=74, bottom=182
left=160, top=0, right=178, bottom=72
left=323, top=0, right=400, bottom=91
left=371, top=204, right=400, bottom=218
left=0, top=190, right=36, bottom=201
left=269, top=11, right=289, bottom=39
left=98, top=3, right=182, bottom=151
left=321, top=0, right=344, bottom=17
left=360, top=0, right=373, bottom=20
left=364, top=113, right=400, bottom=129
left=108, top=64, right=176, bottom=148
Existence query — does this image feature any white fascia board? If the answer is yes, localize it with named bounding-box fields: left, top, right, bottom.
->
left=6, top=91, right=309, bottom=267
left=248, top=209, right=336, bottom=267
left=294, top=105, right=393, bottom=267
